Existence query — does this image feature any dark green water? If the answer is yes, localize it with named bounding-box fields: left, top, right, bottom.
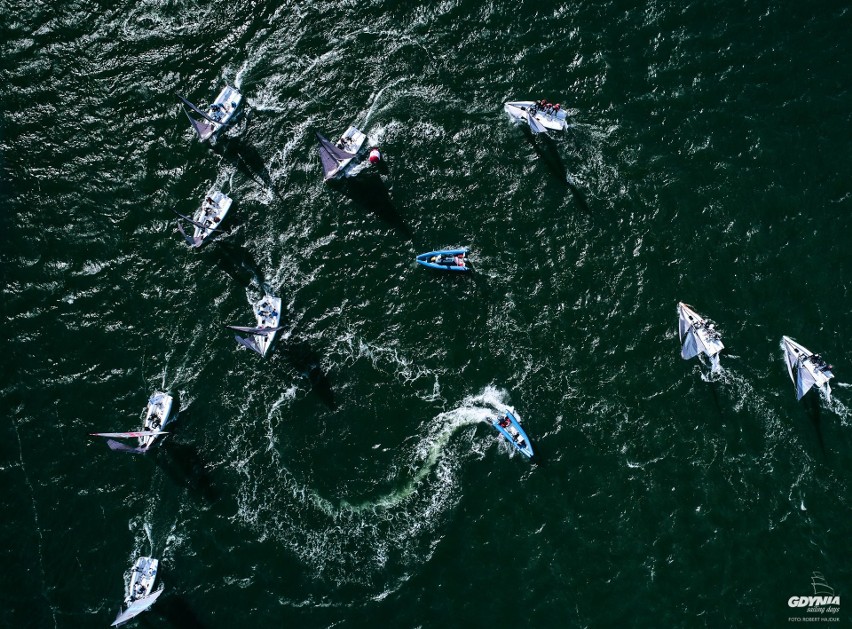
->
left=3, top=1, right=851, bottom=627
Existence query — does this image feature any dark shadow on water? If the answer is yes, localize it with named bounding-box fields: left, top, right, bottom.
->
left=523, top=129, right=591, bottom=217
left=212, top=136, right=281, bottom=201
left=283, top=336, right=336, bottom=410
left=155, top=594, right=207, bottom=629
left=334, top=172, right=412, bottom=239
left=156, top=439, right=221, bottom=503
left=213, top=241, right=265, bottom=289
left=803, top=392, right=825, bottom=455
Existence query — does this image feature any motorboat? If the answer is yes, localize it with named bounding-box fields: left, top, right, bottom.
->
left=489, top=410, right=534, bottom=458
left=416, top=249, right=471, bottom=272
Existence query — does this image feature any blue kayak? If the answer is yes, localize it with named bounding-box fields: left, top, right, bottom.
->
left=490, top=410, right=534, bottom=458
left=416, top=249, right=471, bottom=272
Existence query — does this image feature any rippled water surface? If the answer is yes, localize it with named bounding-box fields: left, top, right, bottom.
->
left=3, top=1, right=852, bottom=626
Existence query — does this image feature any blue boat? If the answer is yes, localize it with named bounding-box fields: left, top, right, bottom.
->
left=490, top=410, right=534, bottom=458
left=416, top=249, right=470, bottom=272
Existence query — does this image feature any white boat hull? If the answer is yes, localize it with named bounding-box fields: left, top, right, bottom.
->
left=191, top=190, right=232, bottom=246
left=254, top=295, right=283, bottom=357
left=139, top=393, right=173, bottom=450
left=504, top=101, right=568, bottom=131
left=325, top=126, right=367, bottom=180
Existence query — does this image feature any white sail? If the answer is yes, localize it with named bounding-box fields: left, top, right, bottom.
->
left=111, top=587, right=164, bottom=626
left=781, top=336, right=833, bottom=400
left=677, top=303, right=724, bottom=368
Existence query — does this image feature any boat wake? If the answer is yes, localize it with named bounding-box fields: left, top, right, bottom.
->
left=229, top=387, right=507, bottom=596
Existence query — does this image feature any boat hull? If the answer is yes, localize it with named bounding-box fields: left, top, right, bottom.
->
left=204, top=85, right=242, bottom=140
left=191, top=190, right=232, bottom=247
left=504, top=101, right=567, bottom=131
left=139, top=393, right=173, bottom=450
left=324, top=126, right=367, bottom=180
left=491, top=410, right=534, bottom=458
left=254, top=295, right=283, bottom=357
left=416, top=249, right=470, bottom=272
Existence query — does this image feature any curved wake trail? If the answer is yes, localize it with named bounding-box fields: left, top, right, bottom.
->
left=230, top=388, right=508, bottom=594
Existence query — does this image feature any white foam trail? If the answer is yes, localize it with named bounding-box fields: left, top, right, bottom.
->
left=228, top=387, right=511, bottom=592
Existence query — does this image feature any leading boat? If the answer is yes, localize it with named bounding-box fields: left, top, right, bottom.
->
left=90, top=392, right=174, bottom=454
left=226, top=294, right=286, bottom=357
left=177, top=85, right=242, bottom=142
left=112, top=556, right=164, bottom=626
left=175, top=190, right=232, bottom=248
left=677, top=302, right=724, bottom=372
left=316, top=126, right=366, bottom=180
left=490, top=410, right=534, bottom=458
left=504, top=100, right=568, bottom=134
left=781, top=336, right=834, bottom=401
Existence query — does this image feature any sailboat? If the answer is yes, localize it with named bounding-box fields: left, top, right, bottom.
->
left=112, top=556, right=164, bottom=626
left=504, top=100, right=568, bottom=134
left=316, top=126, right=366, bottom=180
left=781, top=336, right=834, bottom=401
left=677, top=302, right=724, bottom=372
left=91, top=392, right=174, bottom=454
left=226, top=294, right=286, bottom=357
left=175, top=190, right=232, bottom=248
left=176, top=85, right=242, bottom=142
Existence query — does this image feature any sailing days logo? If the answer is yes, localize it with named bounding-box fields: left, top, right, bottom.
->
left=788, top=572, right=840, bottom=620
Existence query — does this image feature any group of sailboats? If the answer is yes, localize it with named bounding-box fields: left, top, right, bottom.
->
left=677, top=302, right=834, bottom=401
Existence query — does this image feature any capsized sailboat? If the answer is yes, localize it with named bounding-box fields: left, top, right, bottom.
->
left=226, top=294, right=286, bottom=357
left=91, top=392, right=174, bottom=454
left=177, top=85, right=242, bottom=142
left=175, top=190, right=232, bottom=248
left=489, top=410, right=534, bottom=458
left=112, top=556, right=164, bottom=626
left=677, top=302, right=724, bottom=371
left=316, top=126, right=366, bottom=180
left=781, top=336, right=834, bottom=401
left=504, top=100, right=568, bottom=134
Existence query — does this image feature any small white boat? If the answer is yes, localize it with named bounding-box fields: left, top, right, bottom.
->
left=226, top=294, right=286, bottom=357
left=112, top=556, right=164, bottom=626
left=175, top=190, right=232, bottom=248
left=504, top=100, right=568, bottom=134
left=316, top=126, right=367, bottom=180
left=90, top=392, right=174, bottom=454
left=677, top=302, right=724, bottom=372
left=177, top=85, right=242, bottom=142
left=782, top=336, right=834, bottom=401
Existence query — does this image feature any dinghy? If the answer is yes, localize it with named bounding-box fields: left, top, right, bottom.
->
left=175, top=191, right=232, bottom=248
left=782, top=336, right=834, bottom=401
left=490, top=410, right=534, bottom=458
left=112, top=556, right=164, bottom=626
left=316, top=126, right=366, bottom=180
left=677, top=302, right=724, bottom=372
left=226, top=294, right=286, bottom=357
left=177, top=85, right=242, bottom=142
left=504, top=100, right=568, bottom=134
left=416, top=249, right=470, bottom=272
left=91, top=392, right=174, bottom=454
